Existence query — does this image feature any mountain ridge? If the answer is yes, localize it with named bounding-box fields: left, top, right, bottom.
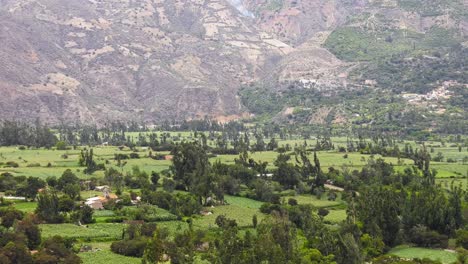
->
left=0, top=0, right=466, bottom=125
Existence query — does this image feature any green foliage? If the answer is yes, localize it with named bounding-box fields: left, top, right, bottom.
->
left=0, top=207, right=24, bottom=228
left=142, top=227, right=168, bottom=264
left=55, top=141, right=68, bottom=150
left=142, top=191, right=201, bottom=218
left=239, top=87, right=283, bottom=115
left=407, top=225, right=448, bottom=248
left=79, top=205, right=95, bottom=224
left=402, top=186, right=463, bottom=235
left=36, top=236, right=81, bottom=264
left=0, top=241, right=33, bottom=264
left=110, top=238, right=147, bottom=257
left=455, top=229, right=468, bottom=249
left=356, top=186, right=401, bottom=246
left=79, top=149, right=101, bottom=174
left=0, top=121, right=57, bottom=148
left=35, top=189, right=64, bottom=223
left=215, top=215, right=237, bottom=229
left=361, top=234, right=385, bottom=260
left=15, top=217, right=41, bottom=250
left=398, top=0, right=466, bottom=17
left=325, top=23, right=460, bottom=62
left=359, top=47, right=467, bottom=94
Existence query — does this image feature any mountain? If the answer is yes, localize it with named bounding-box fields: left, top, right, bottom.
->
left=0, top=0, right=288, bottom=124
left=0, top=0, right=466, bottom=126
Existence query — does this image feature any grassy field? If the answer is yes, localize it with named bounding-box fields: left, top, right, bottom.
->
left=40, top=221, right=188, bottom=241
left=40, top=223, right=125, bottom=240
left=194, top=195, right=265, bottom=229
left=284, top=194, right=343, bottom=208
left=12, top=201, right=37, bottom=213
left=78, top=242, right=141, bottom=264
left=1, top=134, right=465, bottom=181
left=388, top=245, right=458, bottom=264
left=324, top=209, right=347, bottom=223
left=0, top=146, right=171, bottom=179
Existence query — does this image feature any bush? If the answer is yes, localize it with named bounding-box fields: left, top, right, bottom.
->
left=55, top=141, right=68, bottom=150
left=129, top=153, right=140, bottom=159
left=318, top=208, right=329, bottom=217
left=408, top=225, right=448, bottom=248
left=5, top=161, right=19, bottom=168
left=110, top=238, right=147, bottom=257
left=215, top=215, right=237, bottom=229
left=162, top=178, right=176, bottom=192
left=104, top=217, right=126, bottom=223
left=114, top=154, right=129, bottom=160
left=260, top=203, right=283, bottom=214
left=456, top=230, right=468, bottom=249
left=288, top=198, right=298, bottom=206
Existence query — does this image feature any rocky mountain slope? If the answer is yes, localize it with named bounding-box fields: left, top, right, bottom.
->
left=0, top=0, right=290, bottom=124
left=0, top=0, right=466, bottom=125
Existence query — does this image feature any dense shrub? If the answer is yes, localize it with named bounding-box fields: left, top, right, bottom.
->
left=5, top=161, right=19, bottom=168
left=215, top=215, right=237, bottom=229
left=260, top=203, right=283, bottom=214
left=111, top=238, right=147, bottom=257
left=456, top=229, right=468, bottom=249
left=129, top=153, right=140, bottom=159
left=408, top=226, right=448, bottom=248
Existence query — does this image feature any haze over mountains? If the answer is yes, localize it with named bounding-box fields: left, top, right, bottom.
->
left=0, top=0, right=466, bottom=125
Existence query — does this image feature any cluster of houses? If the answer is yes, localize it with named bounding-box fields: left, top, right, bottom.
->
left=402, top=85, right=454, bottom=105
left=84, top=185, right=142, bottom=210
left=84, top=186, right=118, bottom=210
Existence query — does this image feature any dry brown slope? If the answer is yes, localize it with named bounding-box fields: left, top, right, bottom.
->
left=0, top=0, right=287, bottom=124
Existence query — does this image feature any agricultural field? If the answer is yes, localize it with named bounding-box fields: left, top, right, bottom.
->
left=0, top=132, right=466, bottom=263
left=0, top=134, right=465, bottom=180
left=388, top=245, right=458, bottom=264
left=13, top=201, right=37, bottom=213
left=78, top=242, right=141, bottom=264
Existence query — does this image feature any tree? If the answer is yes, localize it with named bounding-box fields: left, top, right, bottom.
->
left=150, top=171, right=160, bottom=187
left=37, top=236, right=81, bottom=264
left=57, top=170, right=80, bottom=190
left=104, top=167, right=123, bottom=190
left=15, top=218, right=41, bottom=250
left=142, top=228, right=168, bottom=264
left=58, top=196, right=75, bottom=212
left=63, top=184, right=81, bottom=200
left=79, top=205, right=94, bottom=224
left=267, top=137, right=278, bottom=151
left=0, top=242, right=33, bottom=264
left=171, top=142, right=213, bottom=204
left=356, top=187, right=401, bottom=246
left=0, top=207, right=24, bottom=228
left=35, top=189, right=63, bottom=223
left=79, top=149, right=99, bottom=174
left=403, top=186, right=462, bottom=236
left=254, top=133, right=266, bottom=151
left=55, top=141, right=68, bottom=150
left=15, top=177, right=45, bottom=200
left=274, top=158, right=301, bottom=189
left=456, top=230, right=468, bottom=249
